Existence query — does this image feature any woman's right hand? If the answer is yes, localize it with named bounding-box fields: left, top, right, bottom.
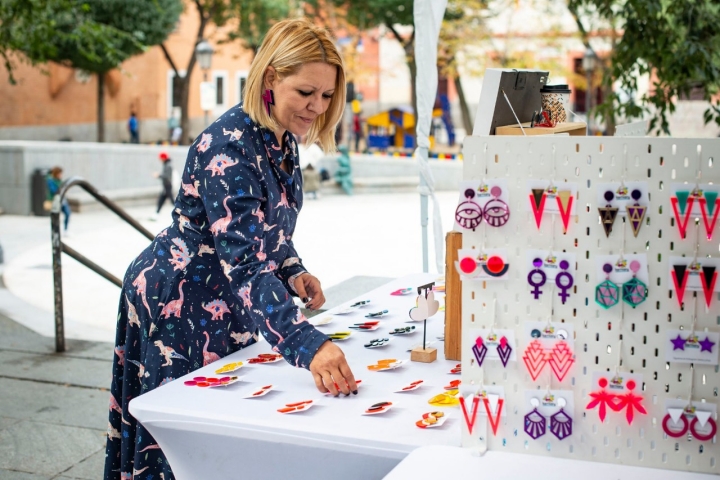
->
left=309, top=340, right=357, bottom=396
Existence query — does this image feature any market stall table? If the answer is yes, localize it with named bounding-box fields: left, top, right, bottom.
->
left=130, top=273, right=460, bottom=480
left=383, top=446, right=719, bottom=479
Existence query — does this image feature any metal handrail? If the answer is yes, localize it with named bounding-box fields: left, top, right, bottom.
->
left=51, top=176, right=155, bottom=352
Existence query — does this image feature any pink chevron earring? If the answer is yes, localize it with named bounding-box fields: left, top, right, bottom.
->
left=262, top=89, right=275, bottom=115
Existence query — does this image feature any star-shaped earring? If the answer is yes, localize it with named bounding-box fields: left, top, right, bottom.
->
left=671, top=334, right=686, bottom=351
left=699, top=336, right=716, bottom=353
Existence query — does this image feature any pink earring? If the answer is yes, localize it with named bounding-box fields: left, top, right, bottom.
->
left=262, top=89, right=275, bottom=115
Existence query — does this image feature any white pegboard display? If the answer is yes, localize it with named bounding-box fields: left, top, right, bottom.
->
left=458, top=136, right=720, bottom=475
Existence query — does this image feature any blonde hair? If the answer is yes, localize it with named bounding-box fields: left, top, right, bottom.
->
left=244, top=19, right=346, bottom=153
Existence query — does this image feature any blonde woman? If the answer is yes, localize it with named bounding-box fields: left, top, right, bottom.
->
left=105, top=19, right=355, bottom=480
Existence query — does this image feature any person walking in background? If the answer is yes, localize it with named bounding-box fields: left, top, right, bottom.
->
left=151, top=151, right=174, bottom=221
left=128, top=111, right=139, bottom=144
left=46, top=166, right=71, bottom=233
left=352, top=112, right=362, bottom=152
left=302, top=163, right=321, bottom=199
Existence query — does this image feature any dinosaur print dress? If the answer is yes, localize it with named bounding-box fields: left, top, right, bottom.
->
left=104, top=104, right=328, bottom=480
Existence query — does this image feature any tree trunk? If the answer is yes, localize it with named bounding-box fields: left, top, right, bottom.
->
left=97, top=73, right=105, bottom=143
left=453, top=75, right=473, bottom=135
left=179, top=76, right=190, bottom=145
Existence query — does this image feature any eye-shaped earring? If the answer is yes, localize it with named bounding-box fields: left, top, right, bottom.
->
left=483, top=186, right=510, bottom=227
left=455, top=189, right=483, bottom=230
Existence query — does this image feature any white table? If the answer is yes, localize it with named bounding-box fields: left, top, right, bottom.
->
left=383, top=446, right=719, bottom=480
left=130, top=273, right=460, bottom=480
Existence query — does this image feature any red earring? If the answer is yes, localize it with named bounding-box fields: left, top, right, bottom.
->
left=262, top=89, right=275, bottom=115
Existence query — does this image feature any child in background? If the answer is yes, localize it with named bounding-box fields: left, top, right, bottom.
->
left=46, top=166, right=71, bottom=233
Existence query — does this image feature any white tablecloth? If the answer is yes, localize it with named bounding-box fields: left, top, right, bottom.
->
left=383, top=446, right=719, bottom=480
left=130, top=273, right=460, bottom=480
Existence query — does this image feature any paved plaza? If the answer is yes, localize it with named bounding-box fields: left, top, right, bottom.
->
left=0, top=190, right=457, bottom=478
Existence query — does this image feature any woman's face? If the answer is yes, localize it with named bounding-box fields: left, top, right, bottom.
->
left=265, top=62, right=337, bottom=137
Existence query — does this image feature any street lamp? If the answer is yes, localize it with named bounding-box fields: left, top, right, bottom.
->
left=582, top=47, right=597, bottom=134
left=195, top=40, right=214, bottom=126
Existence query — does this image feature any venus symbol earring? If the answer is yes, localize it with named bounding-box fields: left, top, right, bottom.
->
left=455, top=189, right=483, bottom=230
left=626, top=189, right=647, bottom=237
left=595, top=263, right=620, bottom=309
left=598, top=190, right=619, bottom=237
left=555, top=260, right=574, bottom=304
left=528, top=258, right=547, bottom=300
left=622, top=260, right=647, bottom=308
left=483, top=186, right=510, bottom=227
left=262, top=89, right=275, bottom=115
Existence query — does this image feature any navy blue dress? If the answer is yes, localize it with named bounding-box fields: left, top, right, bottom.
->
left=104, top=104, right=329, bottom=479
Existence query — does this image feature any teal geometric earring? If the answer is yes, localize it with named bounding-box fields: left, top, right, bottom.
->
left=595, top=263, right=619, bottom=309
left=622, top=260, right=648, bottom=308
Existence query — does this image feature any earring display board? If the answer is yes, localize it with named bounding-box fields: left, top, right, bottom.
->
left=458, top=136, right=719, bottom=475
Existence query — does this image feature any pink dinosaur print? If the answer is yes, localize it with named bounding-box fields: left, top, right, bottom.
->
left=182, top=179, right=200, bottom=198
left=202, top=299, right=230, bottom=320
left=169, top=238, right=194, bottom=271
left=265, top=318, right=285, bottom=344
left=238, top=282, right=253, bottom=308
left=158, top=228, right=168, bottom=237
left=159, top=279, right=186, bottom=319
left=154, top=340, right=189, bottom=367
left=131, top=259, right=156, bottom=318
left=272, top=229, right=287, bottom=252
left=223, top=127, right=243, bottom=141
left=275, top=185, right=290, bottom=209
left=109, top=393, right=123, bottom=414
left=139, top=444, right=161, bottom=453
left=114, top=345, right=125, bottom=366
left=220, top=259, right=235, bottom=282
left=263, top=223, right=277, bottom=232
left=210, top=196, right=232, bottom=236
left=254, top=236, right=267, bottom=261
left=197, top=243, right=215, bottom=256
left=260, top=260, right=278, bottom=273
left=126, top=359, right=149, bottom=381
left=108, top=423, right=122, bottom=441
left=196, top=132, right=213, bottom=153
left=251, top=206, right=265, bottom=223
left=125, top=295, right=140, bottom=328
left=205, top=153, right=239, bottom=176
left=174, top=209, right=200, bottom=234
left=133, top=467, right=149, bottom=478
left=230, top=331, right=255, bottom=345
left=203, top=331, right=221, bottom=366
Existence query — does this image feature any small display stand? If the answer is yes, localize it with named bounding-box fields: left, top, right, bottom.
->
left=495, top=121, right=586, bottom=136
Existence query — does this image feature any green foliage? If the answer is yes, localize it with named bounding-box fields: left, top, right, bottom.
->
left=223, top=0, right=291, bottom=51
left=0, top=0, right=182, bottom=76
left=340, top=0, right=413, bottom=30
left=571, top=0, right=720, bottom=134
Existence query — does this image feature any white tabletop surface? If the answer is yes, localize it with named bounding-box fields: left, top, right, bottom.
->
left=384, top=446, right=719, bottom=479
left=130, top=273, right=461, bottom=480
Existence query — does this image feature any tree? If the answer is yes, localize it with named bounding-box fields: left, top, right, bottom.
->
left=569, top=0, right=720, bottom=135
left=0, top=0, right=134, bottom=85
left=1, top=0, right=182, bottom=142
left=439, top=1, right=492, bottom=135
left=322, top=0, right=417, bottom=115
left=160, top=0, right=292, bottom=145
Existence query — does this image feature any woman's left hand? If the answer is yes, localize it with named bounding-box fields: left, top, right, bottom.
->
left=294, top=273, right=325, bottom=310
